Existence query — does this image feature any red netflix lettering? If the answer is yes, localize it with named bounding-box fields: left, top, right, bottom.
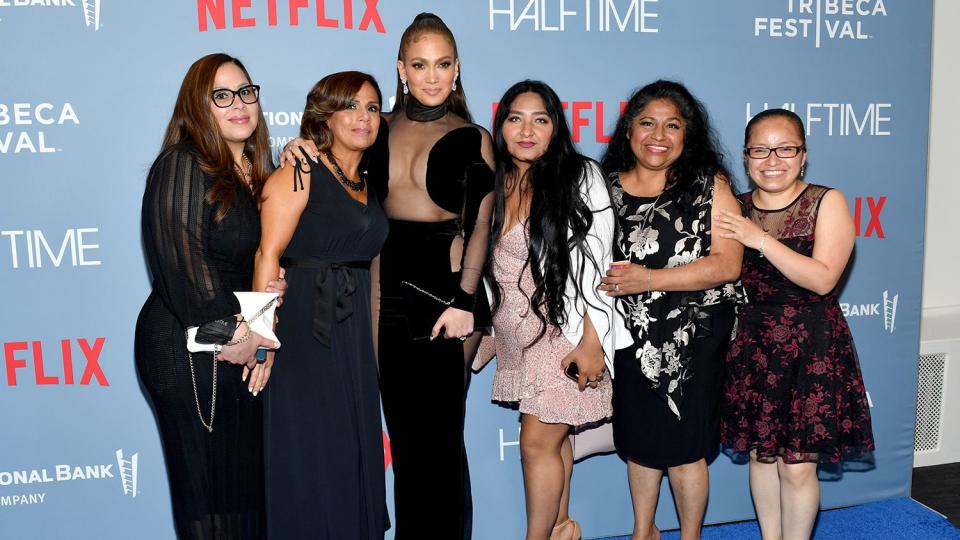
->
left=61, top=339, right=74, bottom=385
left=197, top=0, right=385, bottom=33
left=33, top=341, right=58, bottom=385
left=233, top=0, right=255, bottom=27
left=853, top=196, right=886, bottom=238
left=79, top=338, right=108, bottom=386
left=1, top=338, right=109, bottom=387
left=4, top=341, right=28, bottom=386
left=198, top=0, right=226, bottom=31
left=358, top=0, right=384, bottom=32
left=289, top=0, right=308, bottom=24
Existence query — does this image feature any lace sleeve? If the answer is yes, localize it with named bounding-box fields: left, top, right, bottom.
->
left=141, top=145, right=240, bottom=329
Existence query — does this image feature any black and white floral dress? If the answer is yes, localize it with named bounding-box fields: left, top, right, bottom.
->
left=610, top=174, right=746, bottom=467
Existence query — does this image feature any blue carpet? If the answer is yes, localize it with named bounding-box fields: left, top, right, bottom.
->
left=597, top=498, right=960, bottom=539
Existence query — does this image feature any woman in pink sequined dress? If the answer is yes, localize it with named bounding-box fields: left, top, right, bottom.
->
left=477, top=80, right=625, bottom=540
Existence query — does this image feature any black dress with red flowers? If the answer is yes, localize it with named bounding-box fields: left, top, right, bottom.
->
left=720, top=184, right=875, bottom=478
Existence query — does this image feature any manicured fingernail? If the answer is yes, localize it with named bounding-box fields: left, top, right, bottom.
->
left=242, top=374, right=247, bottom=382
left=252, top=390, right=258, bottom=397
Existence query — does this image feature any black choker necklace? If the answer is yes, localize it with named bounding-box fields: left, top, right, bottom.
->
left=324, top=150, right=366, bottom=192
left=405, top=97, right=448, bottom=122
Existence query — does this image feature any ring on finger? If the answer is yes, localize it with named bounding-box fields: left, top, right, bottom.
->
left=614, top=283, right=620, bottom=292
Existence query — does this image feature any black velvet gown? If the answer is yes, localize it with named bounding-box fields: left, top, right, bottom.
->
left=375, top=124, right=493, bottom=539
left=264, top=161, right=390, bottom=539
left=135, top=143, right=264, bottom=539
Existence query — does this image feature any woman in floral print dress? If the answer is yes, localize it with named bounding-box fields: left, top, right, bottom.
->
left=716, top=108, right=874, bottom=540
left=599, top=80, right=745, bottom=540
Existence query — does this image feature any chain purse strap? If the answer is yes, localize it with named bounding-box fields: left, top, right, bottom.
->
left=186, top=330, right=217, bottom=433
left=400, top=280, right=453, bottom=306
left=248, top=296, right=277, bottom=325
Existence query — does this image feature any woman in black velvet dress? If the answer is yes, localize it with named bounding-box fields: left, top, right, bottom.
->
left=280, top=14, right=494, bottom=538
left=135, top=53, right=283, bottom=539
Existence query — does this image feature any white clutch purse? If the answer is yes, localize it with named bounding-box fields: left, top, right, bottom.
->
left=186, top=292, right=281, bottom=353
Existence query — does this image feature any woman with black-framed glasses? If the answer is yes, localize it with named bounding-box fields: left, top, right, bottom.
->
left=716, top=108, right=875, bottom=540
left=136, top=53, right=286, bottom=539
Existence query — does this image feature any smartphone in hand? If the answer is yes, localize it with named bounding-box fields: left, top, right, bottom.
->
left=564, top=361, right=579, bottom=382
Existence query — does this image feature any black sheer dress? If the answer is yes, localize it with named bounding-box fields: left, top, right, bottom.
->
left=135, top=143, right=264, bottom=539
left=374, top=111, right=494, bottom=539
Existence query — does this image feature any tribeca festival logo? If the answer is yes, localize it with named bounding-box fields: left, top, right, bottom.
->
left=0, top=449, right=138, bottom=507
left=197, top=0, right=385, bottom=33
left=754, top=0, right=887, bottom=48
left=0, top=0, right=100, bottom=31
left=0, top=102, right=81, bottom=155
left=841, top=290, right=898, bottom=333
left=489, top=0, right=660, bottom=32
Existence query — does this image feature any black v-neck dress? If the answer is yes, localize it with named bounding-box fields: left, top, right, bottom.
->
left=265, top=162, right=389, bottom=539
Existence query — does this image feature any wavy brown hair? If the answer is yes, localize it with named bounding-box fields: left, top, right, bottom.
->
left=300, top=71, right=382, bottom=151
left=392, top=12, right=472, bottom=122
left=162, top=53, right=271, bottom=222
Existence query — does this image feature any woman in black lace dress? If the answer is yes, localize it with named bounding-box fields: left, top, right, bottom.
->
left=280, top=14, right=494, bottom=538
left=599, top=80, right=745, bottom=540
left=135, top=53, right=283, bottom=539
left=717, top=108, right=874, bottom=540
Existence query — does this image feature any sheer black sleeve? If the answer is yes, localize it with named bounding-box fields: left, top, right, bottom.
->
left=458, top=160, right=494, bottom=299
left=141, top=144, right=241, bottom=329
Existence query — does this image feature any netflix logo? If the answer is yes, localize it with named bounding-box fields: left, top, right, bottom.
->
left=197, top=0, right=385, bottom=33
left=3, top=338, right=108, bottom=387
left=853, top=196, right=885, bottom=238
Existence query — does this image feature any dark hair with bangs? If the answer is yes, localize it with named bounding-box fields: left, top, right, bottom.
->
left=300, top=71, right=382, bottom=151
left=600, top=79, right=732, bottom=206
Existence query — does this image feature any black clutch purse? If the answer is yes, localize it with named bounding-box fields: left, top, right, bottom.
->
left=397, top=272, right=490, bottom=341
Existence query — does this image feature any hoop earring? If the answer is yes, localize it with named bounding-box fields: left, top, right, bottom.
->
left=401, top=79, right=409, bottom=95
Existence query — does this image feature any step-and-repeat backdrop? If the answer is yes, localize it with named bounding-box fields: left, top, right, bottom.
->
left=0, top=1, right=931, bottom=538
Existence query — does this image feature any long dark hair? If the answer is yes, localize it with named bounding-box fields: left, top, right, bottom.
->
left=488, top=80, right=604, bottom=344
left=600, top=80, right=731, bottom=206
left=392, top=12, right=472, bottom=122
left=300, top=71, right=382, bottom=151
left=162, top=53, right=272, bottom=222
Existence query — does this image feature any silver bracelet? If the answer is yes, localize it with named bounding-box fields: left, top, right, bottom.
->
left=226, top=324, right=252, bottom=346
left=758, top=233, right=769, bottom=258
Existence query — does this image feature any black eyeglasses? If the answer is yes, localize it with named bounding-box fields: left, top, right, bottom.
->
left=743, top=145, right=806, bottom=159
left=211, top=85, right=260, bottom=108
